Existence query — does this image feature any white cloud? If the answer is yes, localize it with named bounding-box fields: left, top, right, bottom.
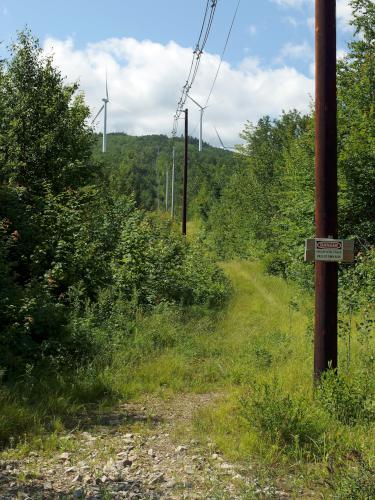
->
left=337, top=49, right=348, bottom=61
left=277, top=41, right=313, bottom=63
left=43, top=36, right=313, bottom=146
left=272, top=0, right=305, bottom=7
left=271, top=0, right=353, bottom=32
left=337, top=0, right=352, bottom=31
left=282, top=16, right=299, bottom=27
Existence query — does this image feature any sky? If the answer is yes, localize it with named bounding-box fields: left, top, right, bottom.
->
left=1, top=0, right=355, bottom=146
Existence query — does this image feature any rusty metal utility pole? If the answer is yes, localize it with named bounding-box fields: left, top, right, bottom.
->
left=314, top=0, right=338, bottom=379
left=182, top=109, right=188, bottom=236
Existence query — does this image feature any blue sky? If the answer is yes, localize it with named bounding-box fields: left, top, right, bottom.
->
left=1, top=0, right=354, bottom=144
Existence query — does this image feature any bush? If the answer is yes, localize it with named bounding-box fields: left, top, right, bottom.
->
left=318, top=370, right=375, bottom=426
left=264, top=254, right=287, bottom=278
left=112, top=211, right=184, bottom=306
left=334, top=458, right=375, bottom=499
left=177, top=243, right=230, bottom=307
left=240, top=380, right=329, bottom=459
left=112, top=211, right=230, bottom=308
left=340, top=248, right=375, bottom=311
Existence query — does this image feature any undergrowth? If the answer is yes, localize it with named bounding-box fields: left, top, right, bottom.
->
left=191, top=261, right=375, bottom=497
left=1, top=260, right=374, bottom=498
left=334, top=457, right=375, bottom=499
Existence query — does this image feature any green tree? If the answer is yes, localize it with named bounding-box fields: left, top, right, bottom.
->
left=0, top=31, right=94, bottom=194
left=0, top=31, right=101, bottom=369
left=207, top=111, right=309, bottom=258
left=338, top=0, right=375, bottom=243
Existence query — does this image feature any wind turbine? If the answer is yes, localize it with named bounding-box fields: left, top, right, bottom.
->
left=92, top=74, right=110, bottom=153
left=214, top=127, right=236, bottom=151
left=187, top=95, right=208, bottom=152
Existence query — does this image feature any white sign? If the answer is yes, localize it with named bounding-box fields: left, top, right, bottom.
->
left=315, top=238, right=344, bottom=262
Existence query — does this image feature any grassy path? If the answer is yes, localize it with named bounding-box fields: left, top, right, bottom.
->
left=217, top=260, right=310, bottom=372
left=102, top=260, right=312, bottom=399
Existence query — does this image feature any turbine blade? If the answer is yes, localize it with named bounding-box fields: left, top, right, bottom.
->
left=91, top=104, right=105, bottom=124
left=214, top=127, right=226, bottom=149
left=106, top=72, right=109, bottom=100
left=187, top=94, right=203, bottom=109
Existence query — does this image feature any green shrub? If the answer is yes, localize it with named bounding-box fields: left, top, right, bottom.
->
left=264, top=254, right=287, bottom=278
left=340, top=249, right=375, bottom=313
left=334, top=458, right=375, bottom=499
left=112, top=211, right=230, bottom=308
left=240, top=381, right=329, bottom=459
left=177, top=243, right=231, bottom=308
left=112, top=211, right=183, bottom=306
left=318, top=370, right=375, bottom=426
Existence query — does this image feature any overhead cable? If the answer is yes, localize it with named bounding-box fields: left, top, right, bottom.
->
left=204, top=0, right=241, bottom=108
left=172, top=0, right=218, bottom=138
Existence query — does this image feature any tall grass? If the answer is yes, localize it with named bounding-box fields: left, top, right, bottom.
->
left=190, top=261, right=375, bottom=495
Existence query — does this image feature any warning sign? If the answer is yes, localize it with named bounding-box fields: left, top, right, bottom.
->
left=315, top=239, right=343, bottom=261
left=304, top=238, right=354, bottom=263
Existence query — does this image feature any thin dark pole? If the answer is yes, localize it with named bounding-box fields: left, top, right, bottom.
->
left=165, top=165, right=169, bottom=211
left=155, top=146, right=160, bottom=210
left=171, top=147, right=175, bottom=218
left=314, top=0, right=338, bottom=380
left=182, top=108, right=188, bottom=236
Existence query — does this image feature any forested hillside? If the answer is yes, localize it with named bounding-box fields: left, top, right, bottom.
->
left=92, top=132, right=239, bottom=219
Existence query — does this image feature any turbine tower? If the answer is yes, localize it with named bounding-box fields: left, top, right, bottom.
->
left=102, top=76, right=109, bottom=153
left=187, top=95, right=208, bottom=152
left=91, top=74, right=110, bottom=153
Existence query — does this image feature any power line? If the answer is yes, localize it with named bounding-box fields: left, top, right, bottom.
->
left=172, top=1, right=217, bottom=136
left=172, top=0, right=218, bottom=138
left=204, top=0, right=241, bottom=108
left=196, top=0, right=211, bottom=52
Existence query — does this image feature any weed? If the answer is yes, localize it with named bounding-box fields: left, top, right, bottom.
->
left=253, top=347, right=273, bottom=368
left=318, top=370, right=375, bottom=426
left=240, top=380, right=329, bottom=460
left=334, top=457, right=375, bottom=499
left=0, top=389, right=36, bottom=446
